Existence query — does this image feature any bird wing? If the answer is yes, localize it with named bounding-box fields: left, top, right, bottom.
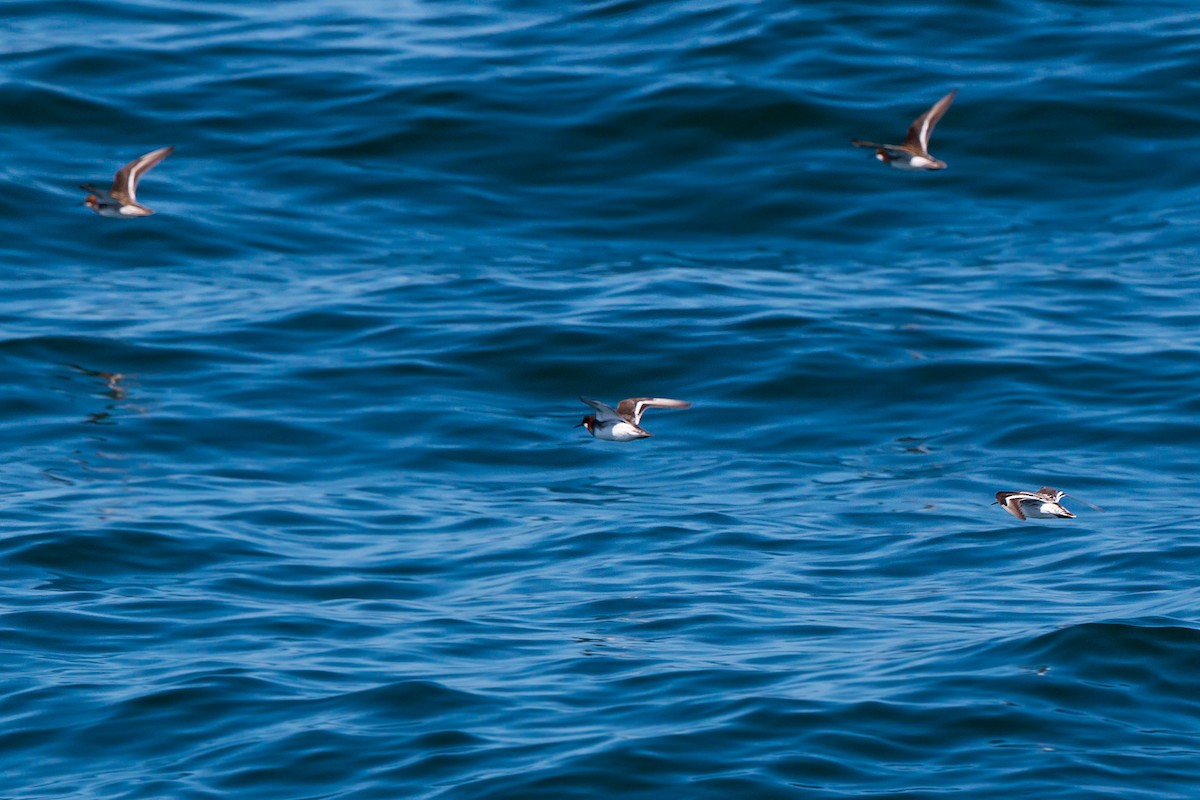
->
left=1035, top=487, right=1065, bottom=501
left=616, top=397, right=692, bottom=426
left=111, top=146, right=175, bottom=203
left=995, top=491, right=1029, bottom=520
left=1064, top=492, right=1104, bottom=512
left=904, top=90, right=956, bottom=153
left=579, top=397, right=622, bottom=423
left=1048, top=504, right=1076, bottom=518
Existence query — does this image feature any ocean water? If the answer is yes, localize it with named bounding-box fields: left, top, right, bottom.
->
left=3, top=0, right=1200, bottom=797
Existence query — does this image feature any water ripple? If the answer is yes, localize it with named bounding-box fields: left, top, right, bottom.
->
left=3, top=0, right=1200, bottom=798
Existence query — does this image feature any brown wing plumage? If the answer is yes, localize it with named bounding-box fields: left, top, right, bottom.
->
left=995, top=491, right=1029, bottom=520
left=615, top=397, right=692, bottom=425
left=110, top=146, right=175, bottom=203
left=903, top=90, right=956, bottom=154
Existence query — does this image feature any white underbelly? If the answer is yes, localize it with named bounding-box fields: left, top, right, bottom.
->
left=1022, top=502, right=1066, bottom=519
left=596, top=421, right=648, bottom=441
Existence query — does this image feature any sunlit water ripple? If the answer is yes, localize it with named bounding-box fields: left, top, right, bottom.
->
left=3, top=1, right=1200, bottom=797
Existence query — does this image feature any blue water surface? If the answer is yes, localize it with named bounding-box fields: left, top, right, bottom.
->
left=3, top=1, right=1200, bottom=797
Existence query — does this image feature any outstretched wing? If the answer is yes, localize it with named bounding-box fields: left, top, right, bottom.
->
left=904, top=90, right=956, bottom=154
left=579, top=397, right=622, bottom=423
left=995, top=491, right=1030, bottom=520
left=111, top=146, right=175, bottom=203
left=1035, top=487, right=1065, bottom=501
left=616, top=397, right=692, bottom=426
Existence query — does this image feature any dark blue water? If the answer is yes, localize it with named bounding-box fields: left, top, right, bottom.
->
left=4, top=1, right=1200, bottom=797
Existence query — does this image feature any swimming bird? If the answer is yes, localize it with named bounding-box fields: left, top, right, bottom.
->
left=852, top=90, right=956, bottom=170
left=577, top=396, right=692, bottom=441
left=994, top=487, right=1075, bottom=521
left=81, top=146, right=175, bottom=217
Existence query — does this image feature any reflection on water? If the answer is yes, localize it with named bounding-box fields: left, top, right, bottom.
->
left=63, top=363, right=141, bottom=425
